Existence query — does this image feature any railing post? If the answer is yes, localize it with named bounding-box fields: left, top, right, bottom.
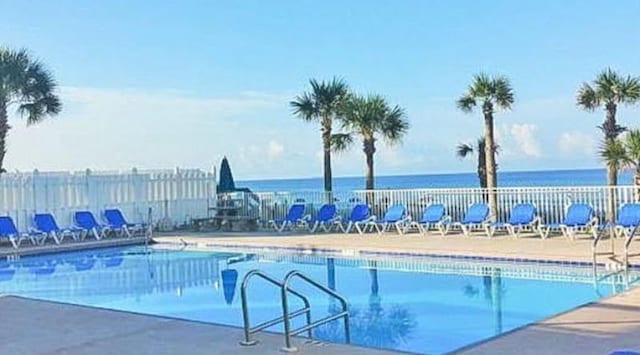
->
left=280, top=280, right=296, bottom=352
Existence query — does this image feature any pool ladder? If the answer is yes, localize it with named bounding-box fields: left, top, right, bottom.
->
left=240, top=269, right=350, bottom=352
left=592, top=224, right=639, bottom=270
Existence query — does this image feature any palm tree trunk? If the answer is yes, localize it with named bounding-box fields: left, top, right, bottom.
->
left=483, top=113, right=498, bottom=221
left=603, top=103, right=619, bottom=222
left=603, top=103, right=619, bottom=141
left=0, top=100, right=9, bottom=174
left=477, top=149, right=488, bottom=189
left=321, top=116, right=333, bottom=195
left=364, top=139, right=376, bottom=190
left=607, top=166, right=618, bottom=222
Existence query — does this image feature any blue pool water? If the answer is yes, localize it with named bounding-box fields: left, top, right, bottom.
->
left=0, top=245, right=636, bottom=354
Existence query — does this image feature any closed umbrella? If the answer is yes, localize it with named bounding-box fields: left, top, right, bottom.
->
left=221, top=268, right=238, bottom=305
left=217, top=156, right=236, bottom=193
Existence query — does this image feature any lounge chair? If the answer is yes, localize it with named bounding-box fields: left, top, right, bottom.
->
left=599, top=203, right=640, bottom=239
left=335, top=204, right=373, bottom=234
left=405, top=204, right=451, bottom=235
left=453, top=203, right=490, bottom=236
left=104, top=209, right=146, bottom=238
left=33, top=213, right=83, bottom=244
left=307, top=204, right=338, bottom=233
left=484, top=203, right=541, bottom=238
left=0, top=216, right=39, bottom=248
left=74, top=211, right=111, bottom=240
left=538, top=203, right=598, bottom=240
left=269, top=204, right=306, bottom=232
left=367, top=204, right=411, bottom=234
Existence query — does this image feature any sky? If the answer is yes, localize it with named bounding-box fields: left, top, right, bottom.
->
left=1, top=0, right=639, bottom=180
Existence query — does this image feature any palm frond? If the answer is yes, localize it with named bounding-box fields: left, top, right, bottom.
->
left=340, top=94, right=408, bottom=147
left=493, top=76, right=514, bottom=110
left=624, top=129, right=640, bottom=171
left=576, top=83, right=599, bottom=111
left=1, top=48, right=61, bottom=124
left=599, top=138, right=628, bottom=171
left=456, top=143, right=474, bottom=158
left=456, top=95, right=476, bottom=113
left=619, top=75, right=640, bottom=105
left=330, top=133, right=354, bottom=152
left=290, top=92, right=318, bottom=121
left=380, top=104, right=409, bottom=145
left=292, top=77, right=349, bottom=123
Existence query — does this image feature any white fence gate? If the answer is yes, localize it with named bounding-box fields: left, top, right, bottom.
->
left=0, top=168, right=217, bottom=231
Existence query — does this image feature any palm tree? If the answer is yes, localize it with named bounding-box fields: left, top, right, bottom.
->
left=578, top=69, right=640, bottom=221
left=456, top=137, right=499, bottom=189
left=0, top=48, right=61, bottom=173
left=577, top=69, right=640, bottom=187
left=331, top=95, right=409, bottom=190
left=457, top=74, right=514, bottom=221
left=290, top=78, right=350, bottom=193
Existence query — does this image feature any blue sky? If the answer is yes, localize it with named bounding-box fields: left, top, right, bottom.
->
left=1, top=0, right=639, bottom=179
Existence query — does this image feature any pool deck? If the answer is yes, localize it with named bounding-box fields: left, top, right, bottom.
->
left=0, top=236, right=147, bottom=258
left=153, top=230, right=640, bottom=354
left=0, top=296, right=397, bottom=355
left=153, top=230, right=639, bottom=266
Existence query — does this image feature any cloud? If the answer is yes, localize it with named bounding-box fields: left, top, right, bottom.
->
left=267, top=140, right=284, bottom=160
left=509, top=123, right=542, bottom=158
left=558, top=131, right=596, bottom=156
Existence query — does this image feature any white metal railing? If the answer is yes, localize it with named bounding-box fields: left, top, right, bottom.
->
left=0, top=168, right=217, bottom=230
left=227, top=186, right=640, bottom=227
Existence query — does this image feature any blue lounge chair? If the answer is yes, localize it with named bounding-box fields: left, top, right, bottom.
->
left=307, top=204, right=338, bottom=233
left=104, top=209, right=146, bottom=238
left=538, top=203, right=598, bottom=240
left=601, top=203, right=640, bottom=239
left=269, top=204, right=306, bottom=232
left=0, top=216, right=39, bottom=248
left=335, top=204, right=373, bottom=234
left=368, top=204, right=411, bottom=234
left=485, top=203, right=540, bottom=238
left=406, top=204, right=451, bottom=235
left=453, top=203, right=490, bottom=236
left=74, top=211, right=111, bottom=240
left=33, top=213, right=83, bottom=244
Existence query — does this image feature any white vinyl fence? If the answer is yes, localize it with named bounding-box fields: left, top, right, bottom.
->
left=0, top=168, right=216, bottom=231
left=233, top=186, right=640, bottom=227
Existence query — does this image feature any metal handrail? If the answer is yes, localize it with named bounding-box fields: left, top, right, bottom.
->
left=240, top=270, right=312, bottom=346
left=624, top=224, right=640, bottom=269
left=281, top=270, right=350, bottom=353
left=593, top=223, right=640, bottom=270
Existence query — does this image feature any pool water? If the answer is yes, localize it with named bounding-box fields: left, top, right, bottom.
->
left=0, top=245, right=636, bottom=354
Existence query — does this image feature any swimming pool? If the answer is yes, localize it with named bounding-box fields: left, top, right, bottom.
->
left=0, top=245, right=637, bottom=354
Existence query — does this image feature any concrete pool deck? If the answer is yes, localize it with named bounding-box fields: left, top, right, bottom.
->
left=153, top=230, right=640, bottom=266
left=0, top=296, right=396, bottom=355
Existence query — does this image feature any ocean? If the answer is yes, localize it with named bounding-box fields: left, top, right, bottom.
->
left=238, top=168, right=634, bottom=192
